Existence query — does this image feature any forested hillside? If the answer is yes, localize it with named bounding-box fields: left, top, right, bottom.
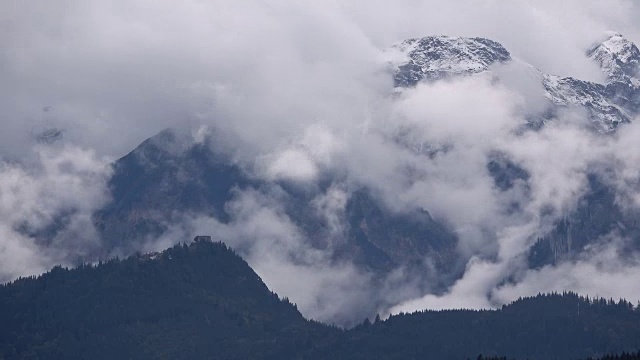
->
left=2, top=238, right=640, bottom=360
left=0, top=239, right=336, bottom=359
left=320, top=293, right=640, bottom=359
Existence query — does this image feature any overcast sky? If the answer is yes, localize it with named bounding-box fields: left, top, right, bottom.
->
left=3, top=0, right=640, bottom=325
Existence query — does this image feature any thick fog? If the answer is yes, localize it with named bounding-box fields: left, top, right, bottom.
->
left=3, top=0, right=640, bottom=325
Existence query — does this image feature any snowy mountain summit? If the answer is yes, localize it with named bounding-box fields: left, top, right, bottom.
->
left=588, top=32, right=640, bottom=87
left=588, top=32, right=640, bottom=114
left=392, top=36, right=511, bottom=86
left=392, top=34, right=640, bottom=133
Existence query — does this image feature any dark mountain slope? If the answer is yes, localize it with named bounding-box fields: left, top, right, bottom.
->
left=0, top=238, right=336, bottom=359
left=314, top=293, right=640, bottom=360
left=93, top=129, right=252, bottom=254
left=528, top=172, right=640, bottom=267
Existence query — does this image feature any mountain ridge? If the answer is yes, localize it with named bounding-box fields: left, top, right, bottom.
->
left=392, top=33, right=640, bottom=132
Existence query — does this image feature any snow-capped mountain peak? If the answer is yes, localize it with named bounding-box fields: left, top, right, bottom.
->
left=390, top=34, right=639, bottom=133
left=588, top=32, right=640, bottom=87
left=391, top=35, right=511, bottom=87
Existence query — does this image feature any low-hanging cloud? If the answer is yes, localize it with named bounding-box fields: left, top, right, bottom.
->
left=390, top=117, right=640, bottom=315
left=0, top=145, right=112, bottom=282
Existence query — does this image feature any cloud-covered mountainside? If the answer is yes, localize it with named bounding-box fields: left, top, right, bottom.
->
left=3, top=1, right=640, bottom=328
left=90, top=33, right=640, bottom=325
